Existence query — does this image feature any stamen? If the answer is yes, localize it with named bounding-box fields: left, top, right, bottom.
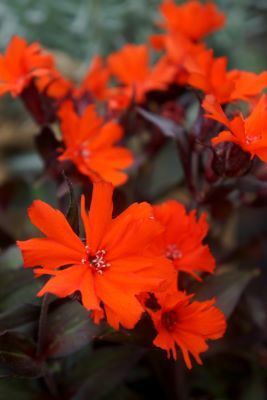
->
left=81, top=246, right=110, bottom=274
left=245, top=134, right=262, bottom=144
left=165, top=243, right=182, bottom=260
left=80, top=147, right=90, bottom=158
left=74, top=145, right=91, bottom=159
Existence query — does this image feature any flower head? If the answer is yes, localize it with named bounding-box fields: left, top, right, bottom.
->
left=151, top=32, right=206, bottom=86
left=37, top=55, right=109, bottom=102
left=17, top=182, right=175, bottom=330
left=58, top=101, right=133, bottom=186
left=36, top=70, right=72, bottom=100
left=150, top=292, right=226, bottom=368
left=75, top=55, right=109, bottom=101
left=185, top=49, right=267, bottom=104
left=152, top=200, right=215, bottom=280
left=0, top=35, right=54, bottom=97
left=107, top=44, right=175, bottom=110
left=158, top=0, right=225, bottom=41
left=202, top=94, right=267, bottom=162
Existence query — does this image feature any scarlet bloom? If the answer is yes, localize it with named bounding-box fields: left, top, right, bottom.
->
left=202, top=94, right=267, bottom=162
left=151, top=32, right=206, bottom=86
left=185, top=49, right=267, bottom=104
left=36, top=70, right=72, bottom=99
left=107, top=44, right=175, bottom=110
left=0, top=35, right=54, bottom=97
left=58, top=102, right=133, bottom=186
left=150, top=292, right=226, bottom=368
left=158, top=0, right=225, bottom=41
left=17, top=182, right=175, bottom=329
left=74, top=55, right=109, bottom=101
left=152, top=200, right=215, bottom=280
left=37, top=55, right=109, bottom=101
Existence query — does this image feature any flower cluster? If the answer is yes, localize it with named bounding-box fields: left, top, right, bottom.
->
left=4, top=0, right=266, bottom=369
left=17, top=181, right=226, bottom=369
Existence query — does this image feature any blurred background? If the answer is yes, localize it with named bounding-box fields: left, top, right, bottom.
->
left=1, top=0, right=267, bottom=182
left=1, top=0, right=267, bottom=197
left=0, top=0, right=266, bottom=107
left=0, top=0, right=267, bottom=69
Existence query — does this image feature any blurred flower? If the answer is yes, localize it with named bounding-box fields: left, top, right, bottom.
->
left=0, top=35, right=54, bottom=97
left=158, top=0, right=225, bottom=41
left=58, top=101, right=133, bottom=186
left=36, top=70, right=72, bottom=100
left=185, top=49, right=267, bottom=103
left=150, top=292, right=226, bottom=368
left=75, top=55, right=109, bottom=101
left=152, top=200, right=215, bottom=280
left=17, top=182, right=174, bottom=330
left=37, top=55, right=109, bottom=103
left=203, top=94, right=267, bottom=162
left=151, top=32, right=205, bottom=85
left=107, top=44, right=175, bottom=110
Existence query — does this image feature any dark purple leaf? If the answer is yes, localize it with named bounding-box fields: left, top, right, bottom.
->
left=35, top=126, right=61, bottom=171
left=0, top=268, right=34, bottom=303
left=45, top=301, right=100, bottom=358
left=63, top=173, right=80, bottom=235
left=0, top=332, right=44, bottom=378
left=73, top=345, right=145, bottom=400
left=137, top=107, right=184, bottom=140
left=195, top=266, right=259, bottom=318
left=0, top=304, right=39, bottom=334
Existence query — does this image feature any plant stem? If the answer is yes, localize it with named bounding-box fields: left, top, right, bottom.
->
left=36, top=293, right=50, bottom=358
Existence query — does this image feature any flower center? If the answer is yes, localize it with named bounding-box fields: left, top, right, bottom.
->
left=245, top=134, right=262, bottom=145
left=74, top=144, right=91, bottom=159
left=81, top=246, right=110, bottom=274
left=161, top=310, right=178, bottom=332
left=165, top=244, right=182, bottom=260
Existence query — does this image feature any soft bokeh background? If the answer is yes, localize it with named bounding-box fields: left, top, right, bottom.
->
left=1, top=0, right=267, bottom=196
left=1, top=0, right=267, bottom=166
left=0, top=0, right=267, bottom=68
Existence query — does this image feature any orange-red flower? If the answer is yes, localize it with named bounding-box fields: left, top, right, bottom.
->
left=0, top=35, right=54, bottom=97
left=150, top=32, right=206, bottom=85
left=58, top=101, right=133, bottom=186
left=152, top=200, right=215, bottom=280
left=36, top=70, right=72, bottom=99
left=150, top=292, right=226, bottom=368
left=185, top=49, right=267, bottom=104
left=107, top=44, right=175, bottom=110
left=158, top=0, right=225, bottom=41
left=75, top=55, right=109, bottom=101
left=17, top=182, right=175, bottom=330
left=202, top=94, right=267, bottom=162
left=37, top=55, right=109, bottom=101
